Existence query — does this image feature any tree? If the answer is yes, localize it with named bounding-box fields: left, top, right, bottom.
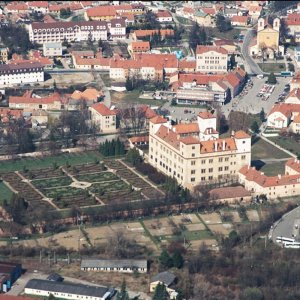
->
left=172, top=250, right=184, bottom=269
left=240, top=287, right=263, bottom=300
left=251, top=121, right=259, bottom=133
left=116, top=279, right=130, bottom=300
left=216, top=13, right=232, bottom=32
left=159, top=250, right=173, bottom=268
left=87, top=32, right=94, bottom=47
left=125, top=148, right=142, bottom=166
left=259, top=108, right=265, bottom=122
left=267, top=72, right=277, bottom=84
left=152, top=283, right=168, bottom=300
left=60, top=8, right=71, bottom=19
left=230, top=54, right=236, bottom=69
left=189, top=23, right=207, bottom=52
left=48, top=294, right=56, bottom=300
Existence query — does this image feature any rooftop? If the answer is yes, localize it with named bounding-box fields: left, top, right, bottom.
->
left=81, top=259, right=147, bottom=269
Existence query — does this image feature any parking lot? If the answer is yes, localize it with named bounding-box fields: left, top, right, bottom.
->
left=221, top=76, right=291, bottom=117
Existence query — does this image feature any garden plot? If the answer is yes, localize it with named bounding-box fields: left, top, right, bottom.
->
left=199, top=213, right=222, bottom=224
left=143, top=217, right=176, bottom=236
left=246, top=210, right=260, bottom=222
left=31, top=176, right=73, bottom=189
left=185, top=223, right=206, bottom=231
left=20, top=167, right=65, bottom=180
left=220, top=210, right=242, bottom=223
left=171, top=214, right=201, bottom=225
left=189, top=239, right=218, bottom=251
left=66, top=163, right=105, bottom=176
left=103, top=159, right=125, bottom=170
left=75, top=172, right=118, bottom=183
left=207, top=223, right=233, bottom=236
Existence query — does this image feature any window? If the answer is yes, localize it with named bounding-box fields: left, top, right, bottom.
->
left=191, top=170, right=196, bottom=174
left=225, top=157, right=229, bottom=162
left=209, top=168, right=213, bottom=173
left=201, top=176, right=206, bottom=181
left=191, top=177, right=195, bottom=182
left=201, top=169, right=206, bottom=174
left=218, top=167, right=223, bottom=171
left=242, top=155, right=246, bottom=160
left=208, top=176, right=213, bottom=180
left=192, top=146, right=195, bottom=149
left=191, top=160, right=196, bottom=165
left=225, top=166, right=229, bottom=171
left=209, top=159, right=213, bottom=163
left=201, top=159, right=206, bottom=164
left=219, top=157, right=223, bottom=162
left=192, top=153, right=195, bottom=157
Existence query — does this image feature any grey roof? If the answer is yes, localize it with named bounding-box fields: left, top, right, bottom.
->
left=150, top=271, right=176, bottom=286
left=81, top=259, right=147, bottom=269
left=25, top=279, right=113, bottom=298
left=47, top=273, right=64, bottom=282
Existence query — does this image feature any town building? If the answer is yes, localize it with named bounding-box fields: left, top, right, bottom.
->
left=81, top=259, right=147, bottom=273
left=238, top=162, right=300, bottom=200
left=128, top=41, right=150, bottom=54
left=0, top=47, right=8, bottom=64
left=285, top=88, right=300, bottom=104
left=231, top=15, right=250, bottom=27
left=70, top=88, right=103, bottom=106
left=107, top=18, right=126, bottom=39
left=150, top=271, right=177, bottom=298
left=194, top=10, right=215, bottom=27
left=89, top=102, right=118, bottom=134
left=29, top=21, right=108, bottom=44
left=250, top=17, right=283, bottom=59
left=267, top=103, right=300, bottom=128
left=24, top=279, right=115, bottom=300
left=148, top=112, right=251, bottom=190
left=208, top=186, right=252, bottom=204
left=196, top=46, right=228, bottom=73
left=155, top=10, right=173, bottom=22
left=43, top=42, right=63, bottom=57
left=285, top=13, right=300, bottom=42
left=28, top=1, right=49, bottom=14
left=213, top=39, right=237, bottom=55
left=0, top=61, right=44, bottom=86
left=5, top=3, right=28, bottom=14
left=0, top=261, right=22, bottom=292
left=131, top=29, right=174, bottom=41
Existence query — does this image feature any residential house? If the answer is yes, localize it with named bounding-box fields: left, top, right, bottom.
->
left=31, top=109, right=49, bottom=128
left=24, top=279, right=115, bottom=300
left=43, top=42, right=63, bottom=57
left=231, top=15, right=249, bottom=27
left=70, top=88, right=103, bottom=107
left=0, top=47, right=8, bottom=63
left=267, top=103, right=300, bottom=128
left=81, top=259, right=147, bottom=273
left=285, top=88, right=300, bottom=104
left=5, top=3, right=28, bottom=14
left=89, top=102, right=118, bottom=134
left=107, top=18, right=126, bottom=40
left=0, top=108, right=23, bottom=123
left=156, top=10, right=173, bottom=22
left=128, top=41, right=150, bottom=55
left=290, top=113, right=300, bottom=134
left=149, top=112, right=251, bottom=189
left=194, top=10, right=215, bottom=27
left=178, top=58, right=196, bottom=73
left=248, top=5, right=262, bottom=21
left=196, top=45, right=228, bottom=73
left=213, top=39, right=237, bottom=55
left=150, top=271, right=177, bottom=299
left=28, top=1, right=49, bottom=14
left=286, top=13, right=300, bottom=43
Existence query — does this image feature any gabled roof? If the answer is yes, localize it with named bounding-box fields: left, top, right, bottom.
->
left=200, top=138, right=237, bottom=154
left=156, top=10, right=172, bottom=18
left=173, top=123, right=199, bottom=134
left=198, top=111, right=215, bottom=119
left=287, top=88, right=300, bottom=100
left=151, top=271, right=176, bottom=286
left=209, top=186, right=251, bottom=199
left=150, top=115, right=168, bottom=124
left=286, top=158, right=300, bottom=173
left=90, top=103, right=117, bottom=116
left=234, top=130, right=250, bottom=139
left=196, top=45, right=228, bottom=55
left=268, top=103, right=300, bottom=118
left=231, top=15, right=249, bottom=23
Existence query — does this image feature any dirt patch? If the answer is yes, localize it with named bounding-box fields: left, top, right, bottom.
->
left=207, top=224, right=233, bottom=236
left=171, top=214, right=201, bottom=225
left=188, top=239, right=218, bottom=251
left=199, top=213, right=222, bottom=224
left=44, top=73, right=94, bottom=88
left=221, top=211, right=242, bottom=223
left=185, top=223, right=206, bottom=231
left=246, top=210, right=260, bottom=222
left=143, top=217, right=175, bottom=236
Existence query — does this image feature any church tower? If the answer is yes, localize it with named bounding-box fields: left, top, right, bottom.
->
left=258, top=17, right=265, bottom=32
left=273, top=17, right=280, bottom=32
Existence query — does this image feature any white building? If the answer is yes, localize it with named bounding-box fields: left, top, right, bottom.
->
left=81, top=259, right=147, bottom=273
left=29, top=21, right=108, bottom=44
left=43, top=42, right=63, bottom=57
left=107, top=18, right=126, bottom=39
left=25, top=279, right=114, bottom=300
left=0, top=61, right=44, bottom=86
left=196, top=45, right=228, bottom=73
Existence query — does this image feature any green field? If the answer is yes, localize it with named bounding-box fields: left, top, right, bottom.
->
left=32, top=176, right=73, bottom=189
left=269, top=136, right=300, bottom=155
left=0, top=151, right=103, bottom=174
left=257, top=63, right=286, bottom=73
left=206, top=27, right=241, bottom=41
left=251, top=138, right=290, bottom=160
left=0, top=181, right=14, bottom=203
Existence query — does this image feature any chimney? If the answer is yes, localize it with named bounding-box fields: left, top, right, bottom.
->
left=278, top=174, right=281, bottom=179
left=214, top=141, right=218, bottom=151
left=222, top=140, right=226, bottom=150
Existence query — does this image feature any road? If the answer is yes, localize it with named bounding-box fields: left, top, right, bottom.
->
left=242, top=28, right=263, bottom=75
left=7, top=271, right=151, bottom=299
left=93, top=71, right=111, bottom=107
left=271, top=205, right=300, bottom=243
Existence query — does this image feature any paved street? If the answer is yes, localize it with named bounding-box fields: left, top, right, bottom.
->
left=242, top=28, right=263, bottom=75
left=271, top=205, right=300, bottom=243
left=221, top=77, right=290, bottom=117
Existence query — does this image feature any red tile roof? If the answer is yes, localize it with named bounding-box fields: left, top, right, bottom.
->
left=29, top=1, right=49, bottom=8
left=134, top=29, right=174, bottom=38
left=9, top=92, right=61, bottom=105
left=286, top=13, right=300, bottom=26
left=180, top=136, right=201, bottom=145
left=129, top=135, right=149, bottom=144
left=234, top=130, right=250, bottom=139
left=209, top=186, right=251, bottom=200
left=196, top=45, right=228, bottom=55
left=200, top=7, right=216, bottom=15
left=214, top=39, right=235, bottom=47
left=156, top=125, right=180, bottom=150
left=231, top=15, right=249, bottom=23
left=287, top=88, right=300, bottom=100
left=150, top=115, right=168, bottom=124
left=156, top=10, right=172, bottom=18
left=239, top=165, right=300, bottom=187
left=131, top=41, right=150, bottom=51
left=0, top=108, right=23, bottom=122
left=90, top=103, right=117, bottom=116
left=200, top=138, right=237, bottom=153
left=86, top=6, right=117, bottom=17
left=268, top=103, right=300, bottom=118
left=173, top=123, right=199, bottom=134
left=198, top=111, right=215, bottom=119
left=178, top=73, right=224, bottom=86
left=178, top=59, right=196, bottom=70
left=6, top=3, right=28, bottom=11
left=286, top=158, right=300, bottom=173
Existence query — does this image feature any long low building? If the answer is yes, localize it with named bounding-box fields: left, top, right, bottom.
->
left=24, top=279, right=115, bottom=300
left=81, top=259, right=148, bottom=273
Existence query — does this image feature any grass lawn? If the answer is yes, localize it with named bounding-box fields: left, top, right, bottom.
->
left=184, top=230, right=213, bottom=240
left=0, top=181, right=14, bottom=203
left=0, top=151, right=103, bottom=174
left=206, top=27, right=241, bottom=41
left=111, top=90, right=165, bottom=106
left=251, top=137, right=290, bottom=160
left=257, top=63, right=286, bottom=73
left=269, top=136, right=300, bottom=155
left=259, top=161, right=286, bottom=176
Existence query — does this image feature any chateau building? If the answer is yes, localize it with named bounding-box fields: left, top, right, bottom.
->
left=148, top=112, right=251, bottom=190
